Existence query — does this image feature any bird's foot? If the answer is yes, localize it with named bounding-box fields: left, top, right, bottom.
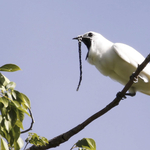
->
left=130, top=72, right=138, bottom=83
left=116, top=92, right=126, bottom=100
left=125, top=92, right=136, bottom=97
left=116, top=92, right=136, bottom=100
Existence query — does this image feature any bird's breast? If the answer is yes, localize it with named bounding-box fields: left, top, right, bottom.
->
left=87, top=49, right=114, bottom=76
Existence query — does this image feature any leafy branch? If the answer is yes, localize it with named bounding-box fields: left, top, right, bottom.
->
left=27, top=54, right=150, bottom=150
left=24, top=133, right=49, bottom=150
left=0, top=64, right=34, bottom=150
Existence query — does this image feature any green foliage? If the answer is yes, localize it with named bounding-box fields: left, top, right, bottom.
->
left=0, top=64, right=30, bottom=149
left=0, top=64, right=21, bottom=72
left=71, top=138, right=96, bottom=150
left=25, top=132, right=49, bottom=146
left=1, top=138, right=9, bottom=150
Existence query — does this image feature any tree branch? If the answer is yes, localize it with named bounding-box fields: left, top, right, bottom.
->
left=21, top=108, right=35, bottom=134
left=27, top=54, right=150, bottom=150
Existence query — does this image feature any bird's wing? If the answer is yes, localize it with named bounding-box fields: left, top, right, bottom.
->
left=113, top=43, right=149, bottom=83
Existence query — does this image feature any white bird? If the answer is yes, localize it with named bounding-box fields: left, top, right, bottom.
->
left=73, top=31, right=150, bottom=96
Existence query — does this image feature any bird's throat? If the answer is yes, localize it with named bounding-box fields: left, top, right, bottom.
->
left=82, top=37, right=91, bottom=60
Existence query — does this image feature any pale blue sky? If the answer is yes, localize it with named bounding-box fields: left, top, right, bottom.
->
left=1, top=1, right=150, bottom=150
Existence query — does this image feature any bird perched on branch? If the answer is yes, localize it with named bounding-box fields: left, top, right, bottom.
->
left=73, top=31, right=150, bottom=96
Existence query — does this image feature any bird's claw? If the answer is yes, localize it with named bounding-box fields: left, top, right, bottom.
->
left=116, top=92, right=126, bottom=100
left=130, top=72, right=138, bottom=83
left=125, top=92, right=136, bottom=97
left=116, top=91, right=136, bottom=100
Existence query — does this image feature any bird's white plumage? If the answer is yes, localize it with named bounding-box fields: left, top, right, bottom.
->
left=79, top=31, right=150, bottom=95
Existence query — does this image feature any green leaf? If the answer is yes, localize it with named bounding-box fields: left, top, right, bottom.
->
left=1, top=138, right=9, bottom=150
left=1, top=107, right=7, bottom=117
left=14, top=137, right=24, bottom=150
left=10, top=100, right=29, bottom=117
left=0, top=119, right=8, bottom=139
left=0, top=115, right=2, bottom=122
left=0, top=64, right=21, bottom=72
left=14, top=90, right=31, bottom=109
left=8, top=108, right=17, bottom=127
left=8, top=125, right=20, bottom=146
left=17, top=105, right=30, bottom=116
left=0, top=73, right=10, bottom=86
left=12, top=90, right=16, bottom=99
left=41, top=137, right=49, bottom=145
left=6, top=81, right=16, bottom=90
left=15, top=120, right=24, bottom=130
left=17, top=109, right=24, bottom=122
left=75, top=138, right=96, bottom=150
left=0, top=129, right=5, bottom=139
left=0, top=126, right=8, bottom=140
left=4, top=118, right=12, bottom=133
left=8, top=129, right=15, bottom=146
left=21, top=93, right=31, bottom=109
left=11, top=100, right=21, bottom=108
left=0, top=85, right=6, bottom=93
left=6, top=91, right=12, bottom=100
left=13, top=91, right=24, bottom=106
left=26, top=132, right=49, bottom=146
left=6, top=125, right=20, bottom=146
left=0, top=97, right=9, bottom=107
left=13, top=124, right=21, bottom=141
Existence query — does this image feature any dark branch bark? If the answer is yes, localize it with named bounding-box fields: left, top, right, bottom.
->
left=21, top=108, right=35, bottom=134
left=27, top=54, right=150, bottom=150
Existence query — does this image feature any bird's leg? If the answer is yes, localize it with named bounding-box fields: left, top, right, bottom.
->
left=116, top=72, right=138, bottom=99
left=116, top=91, right=136, bottom=100
left=125, top=92, right=136, bottom=97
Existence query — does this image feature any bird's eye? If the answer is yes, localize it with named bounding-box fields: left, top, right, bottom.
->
left=88, top=32, right=93, bottom=37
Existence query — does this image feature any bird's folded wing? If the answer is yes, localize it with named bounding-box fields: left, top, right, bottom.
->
left=113, top=43, right=149, bottom=83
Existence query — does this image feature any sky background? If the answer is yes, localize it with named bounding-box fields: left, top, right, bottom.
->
left=1, top=1, right=150, bottom=150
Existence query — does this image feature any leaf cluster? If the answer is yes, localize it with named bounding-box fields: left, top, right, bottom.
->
left=0, top=64, right=30, bottom=150
left=25, top=132, right=49, bottom=147
left=71, top=138, right=96, bottom=150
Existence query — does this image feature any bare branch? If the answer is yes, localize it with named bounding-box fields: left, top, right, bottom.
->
left=21, top=108, right=35, bottom=134
left=26, top=54, right=150, bottom=150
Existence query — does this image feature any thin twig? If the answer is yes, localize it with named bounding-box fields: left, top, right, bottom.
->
left=21, top=108, right=35, bottom=134
left=24, top=142, right=29, bottom=150
left=27, top=54, right=150, bottom=150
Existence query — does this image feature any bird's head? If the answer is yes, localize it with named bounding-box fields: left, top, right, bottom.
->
left=73, top=31, right=97, bottom=50
left=73, top=31, right=108, bottom=60
left=73, top=31, right=113, bottom=54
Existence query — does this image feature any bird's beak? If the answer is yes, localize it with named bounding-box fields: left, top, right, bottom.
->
left=73, top=37, right=79, bottom=40
left=73, top=35, right=91, bottom=60
left=72, top=35, right=83, bottom=40
left=73, top=35, right=91, bottom=51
